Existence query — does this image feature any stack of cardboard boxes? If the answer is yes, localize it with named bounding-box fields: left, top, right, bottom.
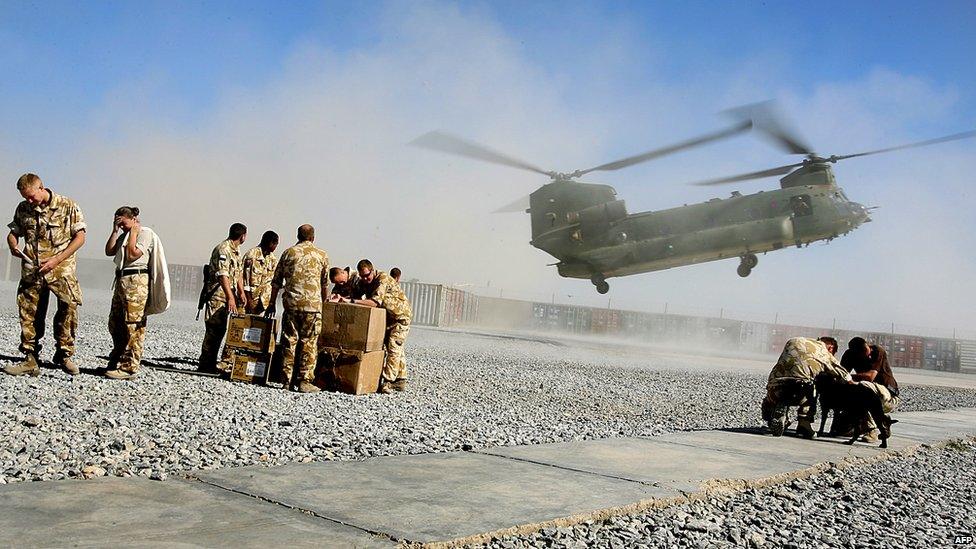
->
left=317, top=302, right=387, bottom=394
left=225, top=314, right=278, bottom=384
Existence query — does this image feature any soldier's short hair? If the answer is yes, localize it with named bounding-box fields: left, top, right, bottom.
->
left=328, top=266, right=343, bottom=282
left=228, top=223, right=247, bottom=240
left=297, top=224, right=314, bottom=242
left=115, top=206, right=140, bottom=218
left=261, top=230, right=279, bottom=247
left=16, top=173, right=42, bottom=191
left=848, top=336, right=868, bottom=352
left=357, top=259, right=374, bottom=273
left=390, top=267, right=401, bottom=280
left=817, top=336, right=838, bottom=351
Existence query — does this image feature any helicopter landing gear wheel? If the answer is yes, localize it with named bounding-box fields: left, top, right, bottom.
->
left=737, top=254, right=757, bottom=277
left=591, top=274, right=610, bottom=294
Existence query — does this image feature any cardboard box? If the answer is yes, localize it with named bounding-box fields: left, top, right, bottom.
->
left=230, top=351, right=273, bottom=384
left=316, top=348, right=384, bottom=395
left=226, top=314, right=277, bottom=354
left=320, top=302, right=386, bottom=353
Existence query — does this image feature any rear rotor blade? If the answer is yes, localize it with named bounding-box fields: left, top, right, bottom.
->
left=830, top=130, right=976, bottom=162
left=493, top=194, right=531, bottom=213
left=576, top=120, right=752, bottom=176
left=688, top=162, right=804, bottom=186
left=409, top=131, right=552, bottom=176
left=727, top=100, right=815, bottom=155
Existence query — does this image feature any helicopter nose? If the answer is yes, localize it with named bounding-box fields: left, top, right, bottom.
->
left=850, top=202, right=873, bottom=223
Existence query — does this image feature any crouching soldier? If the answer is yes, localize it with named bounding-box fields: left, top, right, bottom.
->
left=336, top=259, right=411, bottom=393
left=762, top=336, right=852, bottom=438
left=841, top=337, right=900, bottom=442
left=328, top=266, right=359, bottom=300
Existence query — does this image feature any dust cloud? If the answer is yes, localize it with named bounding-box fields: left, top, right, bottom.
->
left=3, top=4, right=974, bottom=336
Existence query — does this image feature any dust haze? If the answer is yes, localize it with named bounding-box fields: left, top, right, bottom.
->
left=3, top=3, right=975, bottom=336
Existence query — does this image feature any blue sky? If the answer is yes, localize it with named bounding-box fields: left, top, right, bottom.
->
left=3, top=1, right=974, bottom=133
left=2, top=1, right=975, bottom=334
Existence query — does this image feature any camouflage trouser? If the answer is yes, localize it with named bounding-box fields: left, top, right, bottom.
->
left=108, top=273, right=149, bottom=373
left=280, top=310, right=322, bottom=385
left=762, top=377, right=816, bottom=431
left=860, top=381, right=900, bottom=431
left=245, top=300, right=267, bottom=315
left=383, top=320, right=410, bottom=383
left=17, top=274, right=82, bottom=360
left=199, top=303, right=233, bottom=371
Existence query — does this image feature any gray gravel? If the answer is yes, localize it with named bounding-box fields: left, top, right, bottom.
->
left=1, top=282, right=976, bottom=486
left=475, top=439, right=976, bottom=548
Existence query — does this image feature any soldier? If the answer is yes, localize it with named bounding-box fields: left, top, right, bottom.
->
left=103, top=206, right=153, bottom=379
left=327, top=266, right=359, bottom=300
left=5, top=174, right=87, bottom=376
left=242, top=230, right=279, bottom=315
left=265, top=224, right=329, bottom=393
left=337, top=259, right=412, bottom=393
left=761, top=336, right=852, bottom=438
left=198, top=223, right=247, bottom=373
left=841, top=337, right=900, bottom=442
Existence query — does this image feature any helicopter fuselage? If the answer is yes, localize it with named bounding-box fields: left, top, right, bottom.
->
left=527, top=165, right=871, bottom=283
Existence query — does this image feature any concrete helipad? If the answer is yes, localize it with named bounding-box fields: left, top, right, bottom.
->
left=1, top=408, right=974, bottom=547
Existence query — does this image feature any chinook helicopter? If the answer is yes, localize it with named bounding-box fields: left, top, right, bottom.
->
left=412, top=108, right=974, bottom=294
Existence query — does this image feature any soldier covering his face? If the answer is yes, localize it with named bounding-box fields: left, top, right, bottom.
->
left=761, top=337, right=853, bottom=438
left=103, top=206, right=153, bottom=379
left=5, top=174, right=87, bottom=377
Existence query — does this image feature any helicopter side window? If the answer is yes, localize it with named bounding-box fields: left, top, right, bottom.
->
left=790, top=195, right=813, bottom=217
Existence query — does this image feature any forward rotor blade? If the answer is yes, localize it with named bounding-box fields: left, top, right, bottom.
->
left=493, top=194, right=531, bottom=213
left=726, top=100, right=814, bottom=155
left=688, top=162, right=804, bottom=186
left=409, top=131, right=551, bottom=176
left=576, top=120, right=752, bottom=176
left=830, top=130, right=976, bottom=162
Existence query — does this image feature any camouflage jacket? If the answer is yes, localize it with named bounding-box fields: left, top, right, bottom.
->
left=330, top=272, right=361, bottom=299
left=206, top=239, right=243, bottom=307
left=272, top=241, right=329, bottom=313
left=767, top=337, right=851, bottom=386
left=359, top=270, right=412, bottom=322
left=7, top=189, right=87, bottom=283
left=242, top=246, right=278, bottom=309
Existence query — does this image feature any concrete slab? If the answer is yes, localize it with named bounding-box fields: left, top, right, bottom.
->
left=0, top=477, right=390, bottom=548
left=656, top=428, right=917, bottom=463
left=197, top=451, right=676, bottom=544
left=480, top=435, right=812, bottom=493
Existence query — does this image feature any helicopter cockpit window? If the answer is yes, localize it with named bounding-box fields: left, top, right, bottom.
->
left=790, top=195, right=813, bottom=217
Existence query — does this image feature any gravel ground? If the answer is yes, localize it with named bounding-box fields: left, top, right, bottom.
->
left=1, top=282, right=976, bottom=488
left=476, top=439, right=976, bottom=549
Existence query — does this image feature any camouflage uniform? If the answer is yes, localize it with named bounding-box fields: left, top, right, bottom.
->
left=198, top=239, right=242, bottom=371
left=360, top=271, right=412, bottom=383
left=330, top=272, right=360, bottom=300
left=761, top=337, right=851, bottom=436
left=242, top=246, right=278, bottom=314
left=272, top=241, right=329, bottom=385
left=7, top=190, right=86, bottom=362
left=108, top=228, right=153, bottom=373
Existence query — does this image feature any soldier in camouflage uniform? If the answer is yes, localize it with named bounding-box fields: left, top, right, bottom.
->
left=103, top=206, right=153, bottom=380
left=198, top=223, right=247, bottom=373
left=243, top=230, right=279, bottom=315
left=5, top=174, right=87, bottom=377
left=266, top=224, right=329, bottom=393
left=762, top=336, right=852, bottom=438
left=348, top=259, right=412, bottom=393
left=327, top=266, right=359, bottom=300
